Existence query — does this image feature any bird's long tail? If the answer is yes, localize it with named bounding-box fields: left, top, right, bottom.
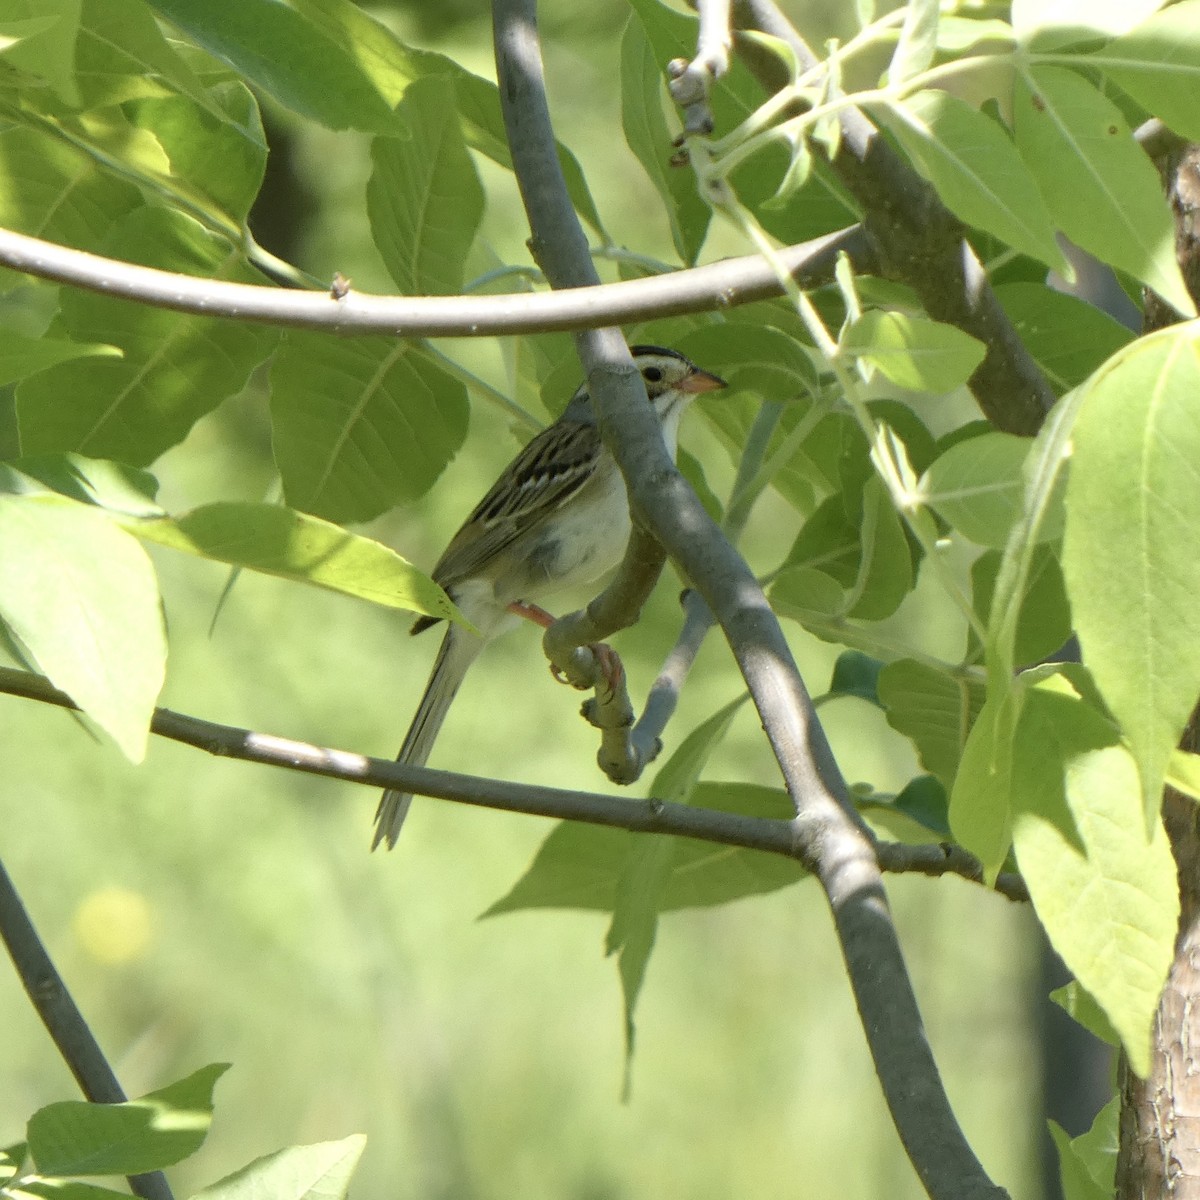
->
left=372, top=625, right=482, bottom=850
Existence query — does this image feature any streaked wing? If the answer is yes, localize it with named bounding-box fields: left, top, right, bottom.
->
left=431, top=418, right=602, bottom=588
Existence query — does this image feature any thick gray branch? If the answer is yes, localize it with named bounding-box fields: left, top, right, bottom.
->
left=491, top=2, right=1007, bottom=1197
left=0, top=222, right=868, bottom=336
left=0, top=667, right=1024, bottom=899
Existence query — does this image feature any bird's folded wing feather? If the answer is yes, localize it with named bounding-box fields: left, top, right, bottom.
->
left=432, top=420, right=603, bottom=587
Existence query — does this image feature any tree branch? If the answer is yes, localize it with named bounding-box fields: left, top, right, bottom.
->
left=0, top=667, right=1024, bottom=899
left=0, top=857, right=175, bottom=1200
left=729, top=0, right=1056, bottom=437
left=0, top=222, right=869, bottom=337
left=491, top=2, right=1008, bottom=1197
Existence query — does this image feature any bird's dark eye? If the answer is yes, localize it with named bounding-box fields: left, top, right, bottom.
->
left=642, top=366, right=663, bottom=383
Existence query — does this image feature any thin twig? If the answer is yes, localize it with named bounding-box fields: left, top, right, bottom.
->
left=490, top=3, right=1008, bottom=1198
left=0, top=858, right=175, bottom=1200
left=0, top=222, right=871, bottom=337
left=730, top=0, right=1055, bottom=437
left=0, top=667, right=1023, bottom=899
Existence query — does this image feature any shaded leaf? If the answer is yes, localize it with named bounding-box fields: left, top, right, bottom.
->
left=270, top=336, right=468, bottom=524
left=17, top=207, right=275, bottom=464
left=620, top=15, right=709, bottom=264
left=994, top=282, right=1134, bottom=393
left=367, top=76, right=484, bottom=295
left=878, top=658, right=986, bottom=790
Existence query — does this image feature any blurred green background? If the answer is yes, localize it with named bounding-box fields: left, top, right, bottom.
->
left=1, top=2, right=1070, bottom=1198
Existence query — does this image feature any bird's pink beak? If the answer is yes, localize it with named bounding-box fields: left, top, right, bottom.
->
left=681, top=368, right=727, bottom=394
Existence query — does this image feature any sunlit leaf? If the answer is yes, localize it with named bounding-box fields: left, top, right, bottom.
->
left=191, top=1136, right=367, bottom=1200
left=28, top=1065, right=228, bottom=1176
left=877, top=90, right=1067, bottom=274
left=0, top=493, right=163, bottom=762
left=842, top=309, right=986, bottom=392
left=1013, top=67, right=1193, bottom=317
left=1085, top=0, right=1200, bottom=142
left=1062, top=327, right=1200, bottom=819
left=1010, top=683, right=1177, bottom=1077
left=128, top=502, right=458, bottom=623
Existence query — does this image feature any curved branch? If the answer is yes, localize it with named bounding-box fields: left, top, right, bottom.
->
left=0, top=222, right=869, bottom=336
left=0, top=667, right=1023, bottom=899
left=491, top=3, right=1008, bottom=1198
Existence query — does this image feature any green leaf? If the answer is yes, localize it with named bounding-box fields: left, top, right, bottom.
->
left=649, top=695, right=746, bottom=804
left=620, top=15, right=709, bottom=264
left=1049, top=1109, right=1115, bottom=1200
left=190, top=1136, right=367, bottom=1200
left=0, top=493, right=164, bottom=761
left=1013, top=0, right=1168, bottom=47
left=770, top=565, right=847, bottom=630
left=878, top=659, right=986, bottom=791
left=994, top=282, right=1134, bottom=393
left=827, top=650, right=884, bottom=706
left=0, top=331, right=120, bottom=387
left=27, top=1064, right=228, bottom=1176
left=11, top=1182, right=133, bottom=1200
left=856, top=775, right=951, bottom=840
left=1, top=1142, right=26, bottom=1179
left=75, top=0, right=235, bottom=116
left=127, top=503, right=458, bottom=624
left=1166, top=748, right=1200, bottom=803
left=971, top=545, right=1072, bottom=668
left=1013, top=67, right=1194, bottom=317
left=1069, top=1095, right=1120, bottom=1194
left=1010, top=684, right=1177, bottom=1077
left=933, top=17, right=1015, bottom=53
left=0, top=124, right=143, bottom=256
left=367, top=76, right=484, bottom=295
left=270, top=335, right=468, bottom=524
left=1087, top=2, right=1200, bottom=142
left=845, top=475, right=913, bottom=621
left=0, top=0, right=81, bottom=105
left=1062, top=327, right=1200, bottom=819
left=147, top=0, right=403, bottom=133
left=607, top=836, right=673, bottom=1066
left=876, top=90, right=1068, bottom=274
left=1049, top=980, right=1120, bottom=1047
left=484, top=782, right=801, bottom=918
left=0, top=454, right=161, bottom=515
left=627, top=0, right=857, bottom=243
left=923, top=431, right=1063, bottom=548
left=841, top=310, right=986, bottom=392
left=16, top=207, right=276, bottom=464
left=126, top=84, right=268, bottom=226
left=887, top=0, right=939, bottom=85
